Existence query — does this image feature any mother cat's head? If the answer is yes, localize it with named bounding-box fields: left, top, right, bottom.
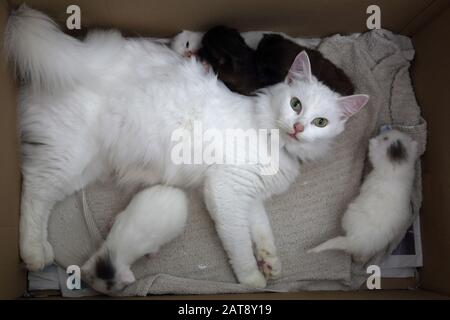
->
left=259, top=51, right=369, bottom=161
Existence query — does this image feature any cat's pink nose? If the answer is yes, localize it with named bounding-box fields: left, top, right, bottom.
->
left=293, top=122, right=304, bottom=134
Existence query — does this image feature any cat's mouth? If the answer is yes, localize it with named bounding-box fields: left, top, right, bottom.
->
left=287, top=132, right=299, bottom=140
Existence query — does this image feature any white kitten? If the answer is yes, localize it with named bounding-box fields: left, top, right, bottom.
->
left=309, top=130, right=418, bottom=263
left=81, top=185, right=188, bottom=294
left=170, top=30, right=203, bottom=57
left=7, top=6, right=368, bottom=288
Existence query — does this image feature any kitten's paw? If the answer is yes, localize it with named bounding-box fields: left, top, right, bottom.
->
left=239, top=270, right=267, bottom=288
left=257, top=249, right=282, bottom=280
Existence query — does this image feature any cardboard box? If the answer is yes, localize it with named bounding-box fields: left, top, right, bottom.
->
left=0, top=0, right=449, bottom=299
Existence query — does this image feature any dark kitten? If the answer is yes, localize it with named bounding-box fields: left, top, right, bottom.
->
left=256, top=34, right=355, bottom=96
left=198, top=28, right=355, bottom=97
left=197, top=26, right=259, bottom=96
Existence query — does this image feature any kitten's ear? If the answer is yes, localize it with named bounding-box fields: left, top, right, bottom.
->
left=338, top=94, right=370, bottom=120
left=286, top=51, right=312, bottom=84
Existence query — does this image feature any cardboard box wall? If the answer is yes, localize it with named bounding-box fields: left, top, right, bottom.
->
left=0, top=0, right=449, bottom=299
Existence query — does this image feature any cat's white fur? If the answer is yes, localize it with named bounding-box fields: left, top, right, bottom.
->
left=309, top=130, right=418, bottom=263
left=6, top=5, right=369, bottom=288
left=81, top=185, right=188, bottom=293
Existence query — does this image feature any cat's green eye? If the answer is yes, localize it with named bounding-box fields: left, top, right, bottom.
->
left=290, top=97, right=302, bottom=113
left=312, top=117, right=329, bottom=127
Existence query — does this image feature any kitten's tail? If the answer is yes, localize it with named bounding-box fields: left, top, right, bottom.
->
left=308, top=236, right=350, bottom=253
left=5, top=5, right=123, bottom=92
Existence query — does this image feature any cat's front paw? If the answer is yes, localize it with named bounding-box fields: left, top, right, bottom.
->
left=21, top=239, right=54, bottom=271
left=257, top=249, right=282, bottom=280
left=43, top=240, right=55, bottom=264
left=238, top=270, right=267, bottom=288
left=21, top=245, right=48, bottom=271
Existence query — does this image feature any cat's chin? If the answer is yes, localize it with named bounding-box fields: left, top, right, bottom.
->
left=284, top=138, right=332, bottom=163
left=282, top=138, right=302, bottom=158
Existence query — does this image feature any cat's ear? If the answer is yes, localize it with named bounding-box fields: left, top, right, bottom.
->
left=286, top=51, right=312, bottom=84
left=338, top=94, right=370, bottom=120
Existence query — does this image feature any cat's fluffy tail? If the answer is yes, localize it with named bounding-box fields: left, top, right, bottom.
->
left=5, top=5, right=85, bottom=91
left=5, top=5, right=123, bottom=92
left=308, top=236, right=350, bottom=253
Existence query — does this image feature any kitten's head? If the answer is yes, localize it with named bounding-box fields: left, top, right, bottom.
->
left=368, top=129, right=418, bottom=169
left=81, top=247, right=135, bottom=295
left=170, top=30, right=203, bottom=58
left=197, top=25, right=258, bottom=95
left=262, top=51, right=369, bottom=161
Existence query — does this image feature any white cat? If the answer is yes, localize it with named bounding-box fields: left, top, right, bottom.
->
left=309, top=130, right=418, bottom=263
left=81, top=185, right=188, bottom=293
left=6, top=5, right=369, bottom=288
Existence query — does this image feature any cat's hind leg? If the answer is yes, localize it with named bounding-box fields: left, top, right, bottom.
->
left=20, top=141, right=99, bottom=271
left=249, top=201, right=282, bottom=280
